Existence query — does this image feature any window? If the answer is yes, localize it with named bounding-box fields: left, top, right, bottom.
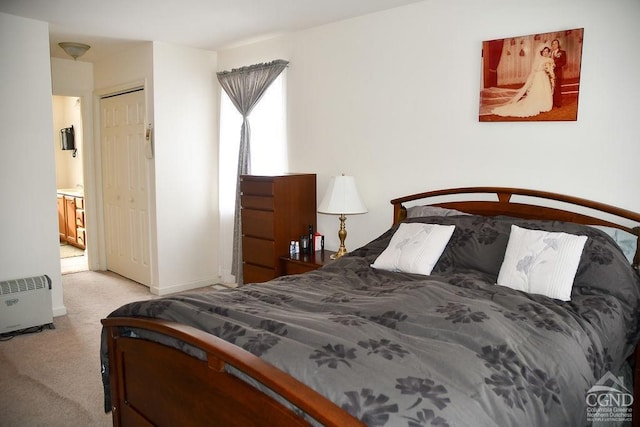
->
left=218, top=73, right=287, bottom=281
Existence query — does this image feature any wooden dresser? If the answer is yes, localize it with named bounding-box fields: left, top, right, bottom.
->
left=240, top=174, right=317, bottom=284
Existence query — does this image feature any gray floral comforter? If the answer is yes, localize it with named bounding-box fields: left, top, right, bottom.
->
left=101, top=215, right=640, bottom=426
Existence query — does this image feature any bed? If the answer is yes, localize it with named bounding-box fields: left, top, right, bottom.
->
left=100, top=187, right=640, bottom=426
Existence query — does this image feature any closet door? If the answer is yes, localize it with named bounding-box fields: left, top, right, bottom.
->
left=101, top=89, right=151, bottom=286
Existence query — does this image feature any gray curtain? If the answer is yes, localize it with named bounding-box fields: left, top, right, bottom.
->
left=217, top=59, right=289, bottom=285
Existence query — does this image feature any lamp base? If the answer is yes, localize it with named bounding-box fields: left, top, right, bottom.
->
left=330, top=214, right=348, bottom=259
left=330, top=247, right=348, bottom=259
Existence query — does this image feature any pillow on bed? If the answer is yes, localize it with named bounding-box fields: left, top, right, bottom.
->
left=496, top=225, right=588, bottom=301
left=406, top=205, right=470, bottom=219
left=590, top=225, right=637, bottom=264
left=361, top=215, right=637, bottom=303
left=371, top=223, right=455, bottom=275
left=425, top=215, right=512, bottom=278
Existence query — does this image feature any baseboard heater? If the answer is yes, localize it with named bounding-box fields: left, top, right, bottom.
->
left=0, top=275, right=54, bottom=334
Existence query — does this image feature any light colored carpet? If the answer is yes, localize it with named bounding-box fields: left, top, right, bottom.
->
left=0, top=270, right=222, bottom=426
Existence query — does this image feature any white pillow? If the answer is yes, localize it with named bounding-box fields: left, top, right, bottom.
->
left=371, top=223, right=455, bottom=275
left=497, top=225, right=588, bottom=301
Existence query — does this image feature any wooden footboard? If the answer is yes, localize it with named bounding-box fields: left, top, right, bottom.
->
left=102, top=317, right=365, bottom=427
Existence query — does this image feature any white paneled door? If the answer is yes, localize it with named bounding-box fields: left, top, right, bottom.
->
left=100, top=89, right=151, bottom=286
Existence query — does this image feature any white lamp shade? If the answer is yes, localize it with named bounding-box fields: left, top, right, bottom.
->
left=318, top=175, right=367, bottom=215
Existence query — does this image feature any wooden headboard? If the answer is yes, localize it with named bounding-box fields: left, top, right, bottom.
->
left=390, top=187, right=640, bottom=270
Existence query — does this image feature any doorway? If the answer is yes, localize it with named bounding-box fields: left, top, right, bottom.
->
left=53, top=95, right=89, bottom=274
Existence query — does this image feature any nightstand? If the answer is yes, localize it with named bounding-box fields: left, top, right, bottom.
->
left=281, top=250, right=337, bottom=275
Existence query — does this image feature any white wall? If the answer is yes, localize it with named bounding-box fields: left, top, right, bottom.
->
left=93, top=42, right=220, bottom=294
left=0, top=13, right=64, bottom=315
left=218, top=0, right=640, bottom=252
left=151, top=42, right=220, bottom=294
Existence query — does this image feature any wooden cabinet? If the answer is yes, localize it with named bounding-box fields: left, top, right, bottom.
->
left=75, top=197, right=85, bottom=248
left=57, top=195, right=66, bottom=241
left=57, top=192, right=85, bottom=249
left=281, top=250, right=336, bottom=276
left=240, top=174, right=316, bottom=284
left=64, top=196, right=78, bottom=245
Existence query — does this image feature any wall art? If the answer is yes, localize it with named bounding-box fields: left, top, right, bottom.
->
left=479, top=28, right=584, bottom=122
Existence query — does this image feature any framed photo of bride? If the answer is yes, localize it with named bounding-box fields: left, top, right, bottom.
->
left=479, top=28, right=584, bottom=122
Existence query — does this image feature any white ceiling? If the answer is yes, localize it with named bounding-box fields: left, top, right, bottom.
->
left=0, top=0, right=424, bottom=62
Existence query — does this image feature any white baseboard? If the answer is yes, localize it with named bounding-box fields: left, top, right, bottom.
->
left=150, top=277, right=222, bottom=296
left=219, top=268, right=237, bottom=286
left=53, top=305, right=67, bottom=317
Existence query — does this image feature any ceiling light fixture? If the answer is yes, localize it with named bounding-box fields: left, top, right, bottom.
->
left=58, top=42, right=91, bottom=60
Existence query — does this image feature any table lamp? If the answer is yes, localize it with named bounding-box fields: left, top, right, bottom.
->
left=318, top=174, right=367, bottom=259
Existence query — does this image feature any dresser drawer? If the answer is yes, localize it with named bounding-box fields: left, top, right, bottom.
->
left=242, top=236, right=275, bottom=267
left=241, top=179, right=274, bottom=196
left=76, top=228, right=86, bottom=248
left=241, top=195, right=274, bottom=211
left=243, top=263, right=276, bottom=284
left=282, top=261, right=316, bottom=276
left=241, top=209, right=274, bottom=239
left=75, top=209, right=85, bottom=227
